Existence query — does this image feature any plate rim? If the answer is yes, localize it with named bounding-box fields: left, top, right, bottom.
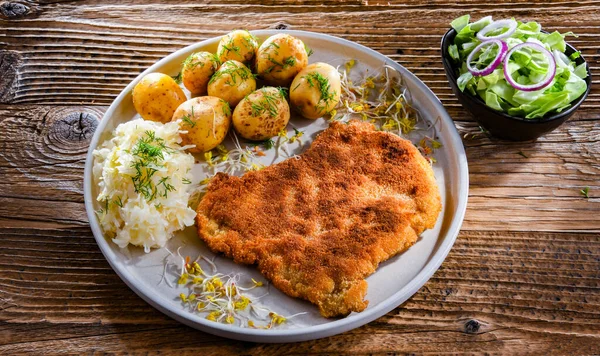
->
left=83, top=29, right=469, bottom=343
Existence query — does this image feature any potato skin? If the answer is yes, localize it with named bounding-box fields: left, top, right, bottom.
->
left=181, top=52, right=219, bottom=96
left=171, top=96, right=232, bottom=153
left=132, top=73, right=187, bottom=123
left=290, top=62, right=341, bottom=119
left=217, top=30, right=258, bottom=65
left=232, top=87, right=290, bottom=141
left=207, top=60, right=256, bottom=107
left=256, top=34, right=309, bottom=86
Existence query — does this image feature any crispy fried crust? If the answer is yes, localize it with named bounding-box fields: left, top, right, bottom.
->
left=196, top=121, right=442, bottom=317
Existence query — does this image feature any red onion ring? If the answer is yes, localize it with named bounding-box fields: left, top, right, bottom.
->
left=466, top=39, right=508, bottom=76
left=503, top=42, right=556, bottom=92
left=477, top=19, right=518, bottom=41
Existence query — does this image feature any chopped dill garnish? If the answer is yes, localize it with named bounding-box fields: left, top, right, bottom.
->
left=303, top=42, right=314, bottom=57
left=209, top=62, right=253, bottom=86
left=129, top=130, right=174, bottom=201
left=181, top=106, right=196, bottom=128
left=265, top=41, right=280, bottom=53
left=96, top=197, right=110, bottom=215
left=182, top=178, right=192, bottom=184
left=183, top=53, right=203, bottom=70
left=266, top=54, right=283, bottom=67
left=114, top=196, right=123, bottom=208
left=250, top=88, right=284, bottom=117
left=263, top=138, right=275, bottom=150
left=517, top=151, right=528, bottom=158
left=277, top=87, right=288, bottom=99
left=183, top=52, right=219, bottom=71
left=241, top=30, right=258, bottom=50
left=181, top=115, right=195, bottom=127
left=249, top=138, right=275, bottom=150
left=580, top=187, right=590, bottom=198
left=220, top=35, right=241, bottom=57
left=301, top=71, right=336, bottom=113
left=157, top=176, right=175, bottom=197
left=171, top=72, right=182, bottom=84
left=221, top=100, right=231, bottom=117
left=283, top=56, right=296, bottom=68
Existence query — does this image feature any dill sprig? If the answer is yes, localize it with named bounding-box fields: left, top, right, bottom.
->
left=517, top=151, right=528, bottom=158
left=264, top=54, right=296, bottom=74
left=283, top=56, right=296, bottom=68
left=300, top=71, right=336, bottom=113
left=303, top=42, right=314, bottom=57
left=181, top=115, right=195, bottom=127
left=250, top=88, right=285, bottom=117
left=209, top=61, right=254, bottom=86
left=220, top=35, right=241, bottom=57
left=265, top=41, right=280, bottom=53
left=181, top=106, right=196, bottom=128
left=241, top=30, right=258, bottom=50
left=250, top=138, right=275, bottom=150
left=130, top=130, right=175, bottom=202
left=171, top=72, right=182, bottom=84
left=221, top=100, right=231, bottom=117
left=183, top=52, right=219, bottom=71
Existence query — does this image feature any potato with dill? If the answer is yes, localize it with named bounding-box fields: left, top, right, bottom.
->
left=232, top=87, right=290, bottom=141
left=171, top=96, right=232, bottom=153
left=256, top=34, right=309, bottom=86
left=217, top=30, right=258, bottom=65
left=290, top=62, right=341, bottom=119
left=132, top=72, right=187, bottom=123
left=181, top=52, right=219, bottom=96
left=208, top=60, right=257, bottom=107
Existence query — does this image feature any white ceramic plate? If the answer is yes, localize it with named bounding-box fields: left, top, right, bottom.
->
left=84, top=30, right=468, bottom=343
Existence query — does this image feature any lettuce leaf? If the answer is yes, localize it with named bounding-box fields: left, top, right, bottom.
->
left=449, top=14, right=588, bottom=119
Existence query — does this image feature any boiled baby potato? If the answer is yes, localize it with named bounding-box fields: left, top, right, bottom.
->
left=171, top=96, right=232, bottom=153
left=132, top=72, right=187, bottom=123
left=181, top=52, right=219, bottom=96
left=256, top=34, right=309, bottom=86
left=207, top=60, right=256, bottom=107
left=232, top=87, right=290, bottom=141
left=217, top=30, right=258, bottom=65
left=290, top=62, right=341, bottom=119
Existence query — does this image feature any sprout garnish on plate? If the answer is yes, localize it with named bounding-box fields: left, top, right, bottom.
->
left=333, top=60, right=442, bottom=162
left=162, top=248, right=306, bottom=328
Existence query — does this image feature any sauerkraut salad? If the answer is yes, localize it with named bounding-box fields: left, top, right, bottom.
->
left=93, top=119, right=196, bottom=252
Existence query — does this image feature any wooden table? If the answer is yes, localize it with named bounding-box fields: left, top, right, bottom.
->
left=1, top=1, right=599, bottom=354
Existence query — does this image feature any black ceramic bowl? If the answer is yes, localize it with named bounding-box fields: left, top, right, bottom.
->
left=441, top=28, right=592, bottom=141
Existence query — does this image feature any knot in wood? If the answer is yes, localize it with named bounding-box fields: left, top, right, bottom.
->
left=51, top=112, right=98, bottom=144
left=0, top=50, right=21, bottom=102
left=0, top=1, right=30, bottom=18
left=273, top=22, right=290, bottom=30
left=464, top=319, right=481, bottom=334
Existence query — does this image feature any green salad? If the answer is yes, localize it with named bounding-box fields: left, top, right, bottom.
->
left=448, top=14, right=588, bottom=119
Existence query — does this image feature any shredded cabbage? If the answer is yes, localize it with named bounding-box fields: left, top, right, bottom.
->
left=450, top=15, right=588, bottom=119
left=93, top=119, right=196, bottom=252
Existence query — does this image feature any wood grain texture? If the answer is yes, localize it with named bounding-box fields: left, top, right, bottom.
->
left=0, top=0, right=599, bottom=354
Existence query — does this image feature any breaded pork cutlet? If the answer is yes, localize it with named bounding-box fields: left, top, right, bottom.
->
left=196, top=121, right=441, bottom=318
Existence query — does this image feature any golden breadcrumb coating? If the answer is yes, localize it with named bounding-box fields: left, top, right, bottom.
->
left=196, top=121, right=441, bottom=317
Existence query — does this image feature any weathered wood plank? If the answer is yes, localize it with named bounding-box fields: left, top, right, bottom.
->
left=1, top=1, right=599, bottom=114
left=1, top=0, right=599, bottom=354
left=2, top=106, right=598, bottom=231
left=0, top=227, right=598, bottom=354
